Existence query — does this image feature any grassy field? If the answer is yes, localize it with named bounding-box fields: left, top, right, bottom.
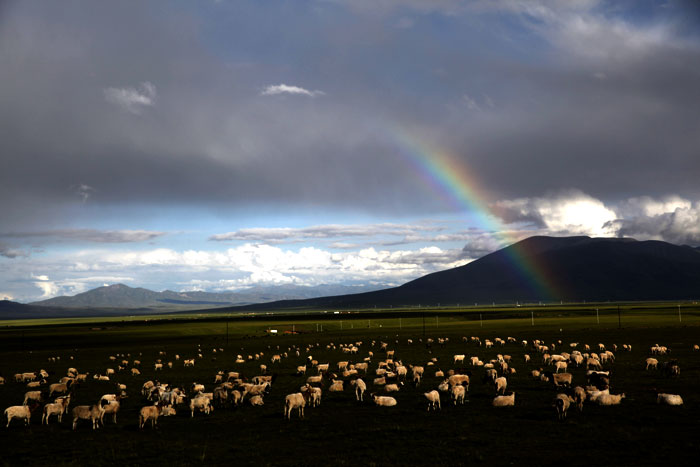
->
left=1, top=305, right=699, bottom=466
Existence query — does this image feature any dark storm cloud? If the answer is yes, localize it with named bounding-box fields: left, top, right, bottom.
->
left=1, top=0, right=699, bottom=230
left=0, top=242, right=28, bottom=259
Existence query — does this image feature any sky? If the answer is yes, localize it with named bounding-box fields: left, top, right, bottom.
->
left=1, top=0, right=700, bottom=302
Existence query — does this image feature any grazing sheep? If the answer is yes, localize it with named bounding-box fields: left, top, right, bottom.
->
left=131, top=368, right=141, bottom=376
left=494, top=377, right=507, bottom=395
left=448, top=374, right=470, bottom=391
left=668, top=365, right=680, bottom=377
left=190, top=396, right=213, bottom=417
left=230, top=390, right=243, bottom=406
left=412, top=366, right=424, bottom=386
left=546, top=372, right=573, bottom=387
left=42, top=395, right=71, bottom=424
left=646, top=358, right=659, bottom=370
left=139, top=405, right=162, bottom=429
left=247, top=383, right=270, bottom=396
left=351, top=379, right=366, bottom=401
left=593, top=393, right=625, bottom=406
left=573, top=386, right=586, bottom=412
left=586, top=358, right=602, bottom=370
left=424, top=390, right=441, bottom=411
left=100, top=394, right=120, bottom=404
left=372, top=395, right=397, bottom=407
left=373, top=376, right=386, bottom=386
left=284, top=391, right=311, bottom=419
left=553, top=394, right=574, bottom=420
left=23, top=391, right=43, bottom=405
left=101, top=400, right=120, bottom=424
left=482, top=369, right=497, bottom=384
left=72, top=401, right=107, bottom=430
left=306, top=375, right=323, bottom=385
left=492, top=392, right=515, bottom=407
left=306, top=386, right=322, bottom=407
left=555, top=361, right=568, bottom=373
left=249, top=395, right=264, bottom=406
left=657, top=393, right=683, bottom=406
left=5, top=402, right=39, bottom=427
left=385, top=383, right=402, bottom=393
left=329, top=380, right=344, bottom=392
left=451, top=384, right=466, bottom=405
left=453, top=354, right=465, bottom=365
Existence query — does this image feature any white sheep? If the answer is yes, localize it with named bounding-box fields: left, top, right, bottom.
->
left=72, top=402, right=107, bottom=430
left=424, top=390, right=441, bottom=411
left=573, top=386, right=586, bottom=412
left=372, top=395, right=397, bottom=407
left=451, top=385, right=466, bottom=405
left=351, top=379, right=366, bottom=401
left=42, top=395, right=71, bottom=424
left=492, top=392, right=515, bottom=407
left=139, top=405, right=162, bottom=429
left=190, top=396, right=213, bottom=417
left=5, top=402, right=39, bottom=427
left=593, top=393, right=625, bottom=406
left=373, top=376, right=386, bottom=386
left=306, top=375, right=323, bottom=385
left=329, top=380, right=344, bottom=392
left=448, top=374, right=470, bottom=390
left=101, top=400, right=120, bottom=424
left=646, top=358, right=658, bottom=370
left=657, top=393, right=683, bottom=406
left=284, top=391, right=310, bottom=419
left=494, top=376, right=507, bottom=395
left=23, top=391, right=43, bottom=405
left=553, top=393, right=574, bottom=420
left=249, top=395, right=264, bottom=406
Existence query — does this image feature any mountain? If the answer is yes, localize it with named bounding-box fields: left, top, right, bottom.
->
left=231, top=236, right=700, bottom=309
left=29, top=283, right=386, bottom=308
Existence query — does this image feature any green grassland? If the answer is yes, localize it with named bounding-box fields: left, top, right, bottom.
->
left=1, top=304, right=699, bottom=466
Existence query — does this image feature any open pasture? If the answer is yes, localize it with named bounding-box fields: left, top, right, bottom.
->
left=1, top=308, right=700, bottom=466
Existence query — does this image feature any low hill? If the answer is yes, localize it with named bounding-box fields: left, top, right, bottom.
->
left=29, top=283, right=385, bottom=309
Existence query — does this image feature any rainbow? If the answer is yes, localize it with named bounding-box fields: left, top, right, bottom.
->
left=392, top=128, right=559, bottom=301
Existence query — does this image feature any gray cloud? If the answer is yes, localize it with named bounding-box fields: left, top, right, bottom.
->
left=0, top=242, right=28, bottom=259
left=0, top=1, right=698, bottom=231
left=210, top=223, right=444, bottom=243
left=1, top=229, right=165, bottom=244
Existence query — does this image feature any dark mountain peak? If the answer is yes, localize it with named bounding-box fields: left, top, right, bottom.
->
left=235, top=235, right=700, bottom=310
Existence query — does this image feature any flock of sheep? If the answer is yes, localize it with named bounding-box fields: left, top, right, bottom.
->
left=2, top=333, right=691, bottom=431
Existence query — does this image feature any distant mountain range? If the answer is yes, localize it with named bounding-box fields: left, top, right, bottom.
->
left=28, top=283, right=387, bottom=309
left=5, top=235, right=700, bottom=319
left=231, top=236, right=700, bottom=310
